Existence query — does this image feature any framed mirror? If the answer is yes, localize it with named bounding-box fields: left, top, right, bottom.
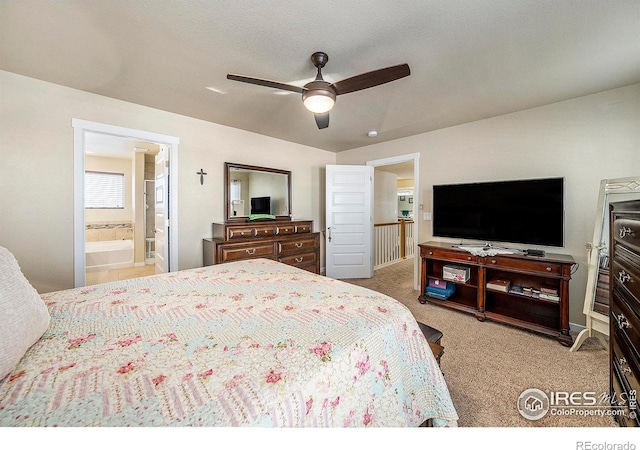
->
left=224, top=162, right=291, bottom=222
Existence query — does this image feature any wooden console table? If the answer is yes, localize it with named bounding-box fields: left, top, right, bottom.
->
left=418, top=241, right=575, bottom=346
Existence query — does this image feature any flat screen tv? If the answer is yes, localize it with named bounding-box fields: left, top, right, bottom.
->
left=432, top=177, right=564, bottom=247
left=250, top=196, right=271, bottom=214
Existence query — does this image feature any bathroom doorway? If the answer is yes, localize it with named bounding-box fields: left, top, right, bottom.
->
left=73, top=119, right=179, bottom=288
left=83, top=135, right=159, bottom=286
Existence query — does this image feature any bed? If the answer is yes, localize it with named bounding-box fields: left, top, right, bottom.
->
left=0, top=247, right=458, bottom=427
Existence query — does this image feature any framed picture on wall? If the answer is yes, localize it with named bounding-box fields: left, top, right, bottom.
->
left=400, top=196, right=406, bottom=201
left=409, top=198, right=413, bottom=204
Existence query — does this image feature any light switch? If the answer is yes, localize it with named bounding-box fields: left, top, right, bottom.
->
left=423, top=212, right=432, bottom=221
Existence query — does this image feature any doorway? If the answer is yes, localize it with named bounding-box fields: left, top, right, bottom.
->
left=72, top=119, right=179, bottom=288
left=367, top=153, right=420, bottom=291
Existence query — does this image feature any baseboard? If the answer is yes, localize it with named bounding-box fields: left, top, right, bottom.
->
left=569, top=322, right=586, bottom=334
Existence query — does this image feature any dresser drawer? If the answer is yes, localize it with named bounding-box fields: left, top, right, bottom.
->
left=613, top=218, right=640, bottom=254
left=227, top=226, right=255, bottom=239
left=485, top=256, right=562, bottom=276
left=295, top=224, right=311, bottom=233
left=253, top=225, right=277, bottom=237
left=612, top=251, right=640, bottom=307
left=220, top=243, right=276, bottom=262
left=277, top=224, right=296, bottom=235
left=611, top=287, right=640, bottom=361
left=278, top=238, right=317, bottom=255
left=612, top=331, right=640, bottom=406
left=611, top=365, right=639, bottom=427
left=279, top=252, right=316, bottom=268
left=421, top=247, right=478, bottom=264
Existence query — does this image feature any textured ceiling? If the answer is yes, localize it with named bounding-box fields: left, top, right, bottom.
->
left=1, top=0, right=639, bottom=152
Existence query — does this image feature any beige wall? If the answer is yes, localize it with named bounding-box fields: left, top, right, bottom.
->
left=0, top=70, right=335, bottom=293
left=374, top=170, right=398, bottom=223
left=397, top=179, right=414, bottom=189
left=337, top=83, right=640, bottom=326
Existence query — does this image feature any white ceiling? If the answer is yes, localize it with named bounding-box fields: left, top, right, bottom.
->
left=376, top=163, right=414, bottom=180
left=1, top=1, right=639, bottom=153
left=84, top=132, right=159, bottom=159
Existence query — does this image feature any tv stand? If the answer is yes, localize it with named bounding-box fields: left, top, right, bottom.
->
left=418, top=241, right=575, bottom=346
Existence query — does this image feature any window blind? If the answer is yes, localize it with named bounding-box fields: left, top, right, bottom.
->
left=85, top=171, right=125, bottom=209
left=230, top=179, right=241, bottom=201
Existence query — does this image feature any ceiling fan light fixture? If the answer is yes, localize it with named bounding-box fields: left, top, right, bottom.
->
left=227, top=52, right=410, bottom=129
left=302, top=89, right=336, bottom=113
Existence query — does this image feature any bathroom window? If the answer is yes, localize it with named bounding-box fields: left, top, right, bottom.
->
left=85, top=171, right=125, bottom=209
left=230, top=179, right=241, bottom=201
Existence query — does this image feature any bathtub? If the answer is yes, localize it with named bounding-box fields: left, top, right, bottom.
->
left=85, top=239, right=134, bottom=272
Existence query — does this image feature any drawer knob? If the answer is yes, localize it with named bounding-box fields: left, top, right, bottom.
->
left=618, top=270, right=631, bottom=284
left=619, top=357, right=627, bottom=366
left=491, top=259, right=496, bottom=264
left=240, top=232, right=245, bottom=235
left=467, top=256, right=471, bottom=260
left=245, top=248, right=257, bottom=255
left=546, top=267, right=552, bottom=272
left=295, top=257, right=304, bottom=263
left=295, top=242, right=303, bottom=248
left=619, top=226, right=632, bottom=238
left=429, top=251, right=433, bottom=255
left=615, top=312, right=630, bottom=329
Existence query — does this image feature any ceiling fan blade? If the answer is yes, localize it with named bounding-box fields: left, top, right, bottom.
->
left=314, top=112, right=329, bottom=129
left=331, top=63, right=410, bottom=95
left=227, top=74, right=305, bottom=94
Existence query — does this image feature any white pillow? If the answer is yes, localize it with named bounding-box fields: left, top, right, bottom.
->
left=0, top=246, right=50, bottom=380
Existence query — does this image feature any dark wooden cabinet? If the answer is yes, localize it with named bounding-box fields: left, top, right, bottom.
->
left=418, top=241, right=575, bottom=346
left=203, top=220, right=320, bottom=274
left=609, top=200, right=640, bottom=427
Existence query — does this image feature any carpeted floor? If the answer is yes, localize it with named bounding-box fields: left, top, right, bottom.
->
left=344, top=258, right=615, bottom=427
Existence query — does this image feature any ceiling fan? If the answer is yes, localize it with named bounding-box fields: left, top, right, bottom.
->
left=227, top=52, right=410, bottom=129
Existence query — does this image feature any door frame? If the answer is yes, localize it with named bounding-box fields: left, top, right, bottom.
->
left=72, top=119, right=180, bottom=287
left=366, top=152, right=420, bottom=290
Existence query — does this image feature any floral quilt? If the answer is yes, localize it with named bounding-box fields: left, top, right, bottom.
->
left=0, top=258, right=458, bottom=427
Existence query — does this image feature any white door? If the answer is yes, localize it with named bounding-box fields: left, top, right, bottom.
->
left=325, top=165, right=374, bottom=279
left=154, top=145, right=170, bottom=274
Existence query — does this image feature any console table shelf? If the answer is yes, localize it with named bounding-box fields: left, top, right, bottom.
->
left=418, top=241, right=576, bottom=346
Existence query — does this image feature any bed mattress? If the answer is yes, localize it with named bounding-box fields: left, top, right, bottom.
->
left=0, top=258, right=457, bottom=427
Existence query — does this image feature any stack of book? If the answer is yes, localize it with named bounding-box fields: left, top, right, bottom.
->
left=539, top=285, right=560, bottom=302
left=425, top=278, right=456, bottom=300
left=508, top=285, right=541, bottom=298
left=486, top=279, right=511, bottom=292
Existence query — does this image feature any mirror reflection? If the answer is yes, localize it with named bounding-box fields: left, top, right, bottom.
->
left=398, top=190, right=414, bottom=219
left=225, top=163, right=291, bottom=221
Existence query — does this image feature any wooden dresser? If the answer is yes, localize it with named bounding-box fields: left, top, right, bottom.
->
left=203, top=220, right=320, bottom=274
left=609, top=199, right=640, bottom=427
